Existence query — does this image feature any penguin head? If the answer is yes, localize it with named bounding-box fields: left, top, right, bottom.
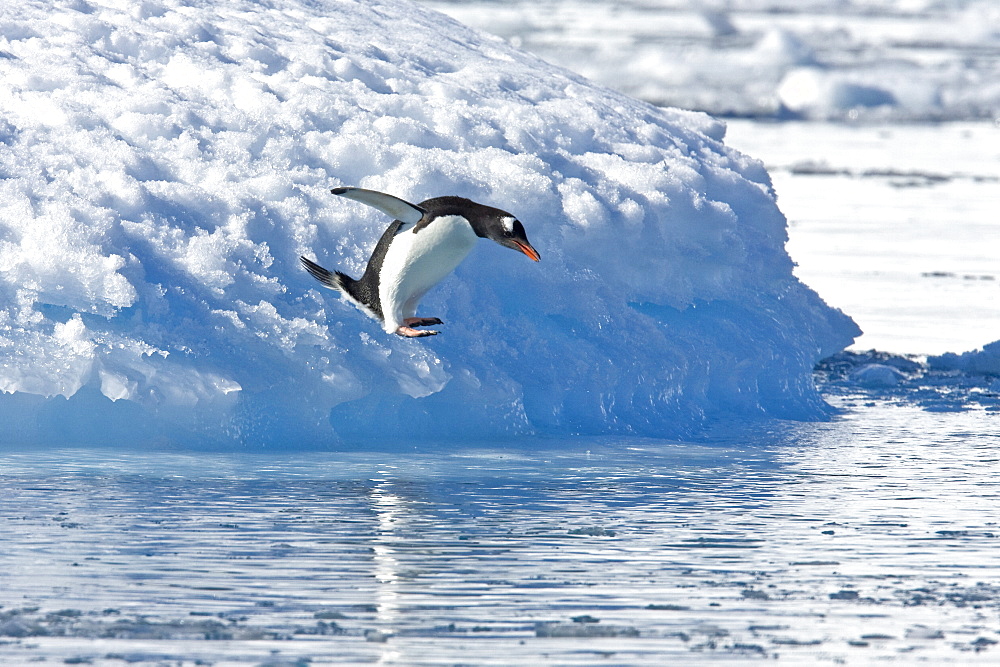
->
left=418, top=196, right=541, bottom=262
left=481, top=212, right=541, bottom=262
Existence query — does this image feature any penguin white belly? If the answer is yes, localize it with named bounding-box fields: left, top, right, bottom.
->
left=378, top=215, right=478, bottom=333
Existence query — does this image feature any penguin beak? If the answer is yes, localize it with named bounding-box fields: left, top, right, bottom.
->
left=514, top=240, right=541, bottom=262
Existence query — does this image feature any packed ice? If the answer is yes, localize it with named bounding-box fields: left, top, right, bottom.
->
left=930, top=340, right=1000, bottom=377
left=0, top=0, right=867, bottom=447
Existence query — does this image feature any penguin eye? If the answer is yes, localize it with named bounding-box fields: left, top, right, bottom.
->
left=501, top=216, right=518, bottom=236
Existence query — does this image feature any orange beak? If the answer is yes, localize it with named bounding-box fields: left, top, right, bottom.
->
left=515, top=241, right=541, bottom=262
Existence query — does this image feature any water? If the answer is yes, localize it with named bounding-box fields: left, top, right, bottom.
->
left=2, top=399, right=998, bottom=665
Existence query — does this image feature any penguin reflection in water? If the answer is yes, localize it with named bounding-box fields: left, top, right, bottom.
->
left=301, top=187, right=540, bottom=338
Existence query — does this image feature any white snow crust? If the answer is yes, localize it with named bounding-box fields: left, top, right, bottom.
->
left=0, top=0, right=859, bottom=447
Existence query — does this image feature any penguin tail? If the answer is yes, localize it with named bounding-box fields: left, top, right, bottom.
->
left=300, top=256, right=353, bottom=292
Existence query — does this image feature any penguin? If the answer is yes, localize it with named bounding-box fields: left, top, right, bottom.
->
left=301, top=187, right=540, bottom=338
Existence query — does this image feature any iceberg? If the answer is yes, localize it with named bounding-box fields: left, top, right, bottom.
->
left=0, top=0, right=858, bottom=448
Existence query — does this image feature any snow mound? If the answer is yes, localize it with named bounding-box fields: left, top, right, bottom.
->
left=0, top=0, right=858, bottom=447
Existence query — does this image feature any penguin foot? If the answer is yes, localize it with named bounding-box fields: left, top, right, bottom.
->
left=404, top=317, right=443, bottom=327
left=395, top=326, right=439, bottom=337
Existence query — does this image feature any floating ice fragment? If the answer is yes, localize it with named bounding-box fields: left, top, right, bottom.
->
left=929, top=340, right=1000, bottom=375
left=535, top=622, right=639, bottom=638
left=850, top=364, right=906, bottom=388
left=779, top=68, right=896, bottom=116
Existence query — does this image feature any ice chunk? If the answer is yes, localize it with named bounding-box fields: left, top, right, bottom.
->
left=850, top=364, right=906, bottom=388
left=0, top=0, right=858, bottom=447
left=753, top=29, right=815, bottom=68
left=779, top=68, right=897, bottom=116
left=929, top=340, right=1000, bottom=376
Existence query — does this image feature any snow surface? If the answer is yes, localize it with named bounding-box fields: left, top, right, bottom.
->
left=0, top=0, right=859, bottom=447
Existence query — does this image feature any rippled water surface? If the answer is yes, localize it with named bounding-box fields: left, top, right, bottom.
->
left=2, top=400, right=999, bottom=665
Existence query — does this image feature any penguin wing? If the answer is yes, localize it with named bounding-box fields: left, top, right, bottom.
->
left=331, top=187, right=425, bottom=225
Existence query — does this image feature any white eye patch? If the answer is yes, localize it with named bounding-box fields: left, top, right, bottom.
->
left=502, top=216, right=516, bottom=234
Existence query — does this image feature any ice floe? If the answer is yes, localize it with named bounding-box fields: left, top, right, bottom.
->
left=0, top=0, right=864, bottom=446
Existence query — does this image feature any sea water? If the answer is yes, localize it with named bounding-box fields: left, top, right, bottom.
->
left=2, top=392, right=998, bottom=665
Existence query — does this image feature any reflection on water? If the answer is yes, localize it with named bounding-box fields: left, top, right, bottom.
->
left=1, top=402, right=998, bottom=664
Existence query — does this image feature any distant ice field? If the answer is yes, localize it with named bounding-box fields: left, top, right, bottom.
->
left=422, top=0, right=1000, bottom=123
left=725, top=120, right=999, bottom=355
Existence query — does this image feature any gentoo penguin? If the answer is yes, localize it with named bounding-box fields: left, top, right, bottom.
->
left=301, top=187, right=540, bottom=338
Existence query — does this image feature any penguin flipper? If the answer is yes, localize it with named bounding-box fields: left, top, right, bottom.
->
left=331, top=187, right=425, bottom=225
left=300, top=256, right=349, bottom=291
